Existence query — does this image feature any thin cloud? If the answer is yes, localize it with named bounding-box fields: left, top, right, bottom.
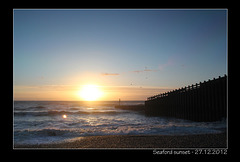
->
left=101, top=73, right=120, bottom=76
left=132, top=70, right=143, bottom=73
left=132, top=68, right=158, bottom=73
left=144, top=69, right=158, bottom=72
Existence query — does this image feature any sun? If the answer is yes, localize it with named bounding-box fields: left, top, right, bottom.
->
left=78, top=85, right=103, bottom=101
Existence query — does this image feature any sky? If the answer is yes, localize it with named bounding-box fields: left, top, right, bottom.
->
left=13, top=9, right=227, bottom=101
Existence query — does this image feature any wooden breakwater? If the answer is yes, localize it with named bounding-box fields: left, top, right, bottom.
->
left=145, top=75, right=227, bottom=122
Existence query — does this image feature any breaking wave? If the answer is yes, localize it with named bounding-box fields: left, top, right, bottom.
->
left=14, top=110, right=128, bottom=116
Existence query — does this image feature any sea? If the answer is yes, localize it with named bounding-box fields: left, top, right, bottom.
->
left=14, top=101, right=227, bottom=145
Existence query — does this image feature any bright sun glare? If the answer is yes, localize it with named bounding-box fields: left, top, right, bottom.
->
left=78, top=85, right=103, bottom=101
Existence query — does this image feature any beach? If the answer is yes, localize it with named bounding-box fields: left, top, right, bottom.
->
left=14, top=132, right=226, bottom=149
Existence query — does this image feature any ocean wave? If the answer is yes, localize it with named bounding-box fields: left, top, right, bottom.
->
left=14, top=107, right=28, bottom=111
left=33, top=106, right=46, bottom=108
left=14, top=106, right=46, bottom=111
left=14, top=111, right=48, bottom=116
left=14, top=121, right=226, bottom=145
left=14, top=110, right=127, bottom=116
left=69, top=107, right=80, bottom=110
left=14, top=126, right=143, bottom=140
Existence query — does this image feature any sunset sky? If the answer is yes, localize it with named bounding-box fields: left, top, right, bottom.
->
left=13, top=9, right=227, bottom=101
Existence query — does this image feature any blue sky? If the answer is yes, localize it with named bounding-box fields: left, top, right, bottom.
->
left=13, top=9, right=227, bottom=100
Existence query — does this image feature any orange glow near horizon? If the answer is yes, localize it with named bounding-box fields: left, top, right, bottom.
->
left=14, top=84, right=173, bottom=101
left=78, top=84, right=103, bottom=101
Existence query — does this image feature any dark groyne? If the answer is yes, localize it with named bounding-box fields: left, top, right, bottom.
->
left=145, top=75, right=227, bottom=122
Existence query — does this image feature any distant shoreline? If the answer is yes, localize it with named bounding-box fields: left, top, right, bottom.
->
left=14, top=132, right=227, bottom=149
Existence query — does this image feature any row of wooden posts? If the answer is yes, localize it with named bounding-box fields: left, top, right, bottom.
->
left=145, top=75, right=227, bottom=122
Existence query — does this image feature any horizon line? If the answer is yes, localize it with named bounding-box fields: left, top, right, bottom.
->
left=13, top=100, right=146, bottom=102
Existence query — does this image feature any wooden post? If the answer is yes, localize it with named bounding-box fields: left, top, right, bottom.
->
left=175, top=90, right=178, bottom=118
left=172, top=90, right=175, bottom=117
left=170, top=92, right=173, bottom=117
left=222, top=75, right=227, bottom=119
left=195, top=83, right=199, bottom=121
left=190, top=84, right=195, bottom=120
left=179, top=88, right=183, bottom=119
left=176, top=89, right=180, bottom=118
left=200, top=82, right=203, bottom=121
left=208, top=79, right=213, bottom=121
left=205, top=80, right=210, bottom=121
left=212, top=78, right=217, bottom=121
left=202, top=81, right=207, bottom=121
left=166, top=92, right=169, bottom=117
left=183, top=87, right=187, bottom=119
left=220, top=76, right=224, bottom=119
left=187, top=85, right=191, bottom=120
